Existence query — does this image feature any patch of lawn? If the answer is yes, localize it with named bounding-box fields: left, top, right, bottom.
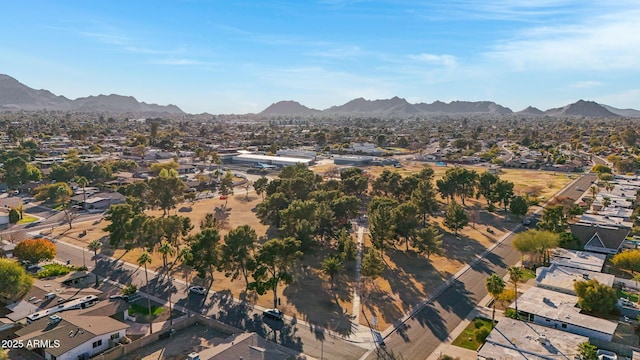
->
left=129, top=303, right=165, bottom=317
left=17, top=216, right=39, bottom=224
left=521, top=268, right=536, bottom=281
left=617, top=288, right=639, bottom=303
left=452, top=317, right=493, bottom=350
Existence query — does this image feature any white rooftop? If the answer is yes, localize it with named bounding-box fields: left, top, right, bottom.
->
left=515, top=287, right=618, bottom=336
left=550, top=248, right=606, bottom=272
left=578, top=213, right=633, bottom=228
left=233, top=153, right=313, bottom=164
left=478, top=318, right=588, bottom=360
left=535, top=263, right=615, bottom=294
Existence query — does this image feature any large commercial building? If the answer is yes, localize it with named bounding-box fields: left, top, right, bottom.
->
left=231, top=153, right=314, bottom=167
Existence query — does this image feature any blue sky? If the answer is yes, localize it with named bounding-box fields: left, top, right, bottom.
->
left=2, top=1, right=640, bottom=114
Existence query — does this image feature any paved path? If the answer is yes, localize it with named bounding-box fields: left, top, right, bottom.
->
left=352, top=226, right=365, bottom=325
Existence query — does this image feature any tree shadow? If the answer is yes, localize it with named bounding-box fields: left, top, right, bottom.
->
left=283, top=251, right=355, bottom=337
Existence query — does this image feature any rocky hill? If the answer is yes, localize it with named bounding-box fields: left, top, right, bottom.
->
left=544, top=100, right=619, bottom=118
left=0, top=74, right=183, bottom=114
left=259, top=100, right=320, bottom=115
left=516, top=106, right=545, bottom=115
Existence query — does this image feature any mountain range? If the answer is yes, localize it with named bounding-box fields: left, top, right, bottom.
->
left=0, top=74, right=183, bottom=114
left=2, top=73, right=639, bottom=118
left=261, top=97, right=640, bottom=118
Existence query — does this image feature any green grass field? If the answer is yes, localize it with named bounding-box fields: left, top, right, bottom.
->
left=17, top=216, right=39, bottom=224
left=451, top=317, right=493, bottom=350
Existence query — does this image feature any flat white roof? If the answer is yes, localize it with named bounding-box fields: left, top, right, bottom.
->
left=233, top=153, right=313, bottom=164
left=550, top=248, right=606, bottom=272
left=536, top=264, right=615, bottom=293
left=478, top=318, right=588, bottom=360
left=515, top=287, right=618, bottom=336
left=578, top=214, right=633, bottom=228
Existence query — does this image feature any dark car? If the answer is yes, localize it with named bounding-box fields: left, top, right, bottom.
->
left=263, top=308, right=284, bottom=320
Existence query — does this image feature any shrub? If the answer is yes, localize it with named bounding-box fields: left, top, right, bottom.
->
left=474, top=318, right=485, bottom=328
left=8, top=209, right=20, bottom=224
left=122, top=283, right=137, bottom=295
left=36, top=263, right=71, bottom=278
left=505, top=308, right=518, bottom=319
left=474, top=327, right=491, bottom=343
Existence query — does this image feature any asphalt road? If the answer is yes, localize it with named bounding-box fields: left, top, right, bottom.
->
left=54, top=241, right=367, bottom=360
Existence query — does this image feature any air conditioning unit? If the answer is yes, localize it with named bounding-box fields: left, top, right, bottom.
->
left=187, top=353, right=200, bottom=360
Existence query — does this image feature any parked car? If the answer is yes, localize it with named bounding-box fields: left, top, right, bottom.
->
left=522, top=218, right=531, bottom=226
left=188, top=286, right=206, bottom=295
left=263, top=308, right=284, bottom=320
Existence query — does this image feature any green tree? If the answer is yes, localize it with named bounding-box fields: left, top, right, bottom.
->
left=438, top=167, right=478, bottom=205
left=392, top=202, right=419, bottom=251
left=507, top=266, right=524, bottom=315
left=75, top=176, right=89, bottom=211
left=187, top=228, right=221, bottom=287
left=411, top=179, right=439, bottom=225
left=315, top=201, right=336, bottom=242
left=148, top=169, right=186, bottom=216
left=103, top=204, right=134, bottom=247
left=537, top=204, right=568, bottom=233
left=253, top=177, right=269, bottom=201
left=340, top=167, right=369, bottom=197
left=249, top=237, right=302, bottom=308
left=137, top=251, right=154, bottom=334
left=368, top=197, right=398, bottom=252
left=485, top=274, right=506, bottom=327
left=157, top=241, right=175, bottom=269
left=321, top=255, right=343, bottom=291
left=509, top=196, right=529, bottom=218
left=8, top=208, right=20, bottom=224
left=512, top=229, right=559, bottom=264
left=221, top=225, right=257, bottom=289
left=337, top=228, right=357, bottom=261
left=361, top=248, right=385, bottom=281
left=87, top=240, right=102, bottom=287
left=0, top=258, right=33, bottom=299
left=578, top=342, right=597, bottom=360
left=444, top=200, right=468, bottom=236
left=558, top=232, right=581, bottom=250
left=574, top=279, right=617, bottom=314
left=413, top=226, right=444, bottom=259
left=219, top=170, right=234, bottom=207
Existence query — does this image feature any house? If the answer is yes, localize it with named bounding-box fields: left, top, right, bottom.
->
left=550, top=248, right=607, bottom=272
left=513, top=286, right=617, bottom=342
left=535, top=263, right=615, bottom=295
left=0, top=211, right=9, bottom=230
left=569, top=223, right=630, bottom=255
left=14, top=312, right=128, bottom=360
left=477, top=318, right=588, bottom=360
left=193, top=332, right=304, bottom=360
left=577, top=213, right=633, bottom=229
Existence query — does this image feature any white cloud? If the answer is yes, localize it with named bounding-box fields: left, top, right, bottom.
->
left=408, top=53, right=457, bottom=68
left=570, top=81, right=602, bottom=88
left=486, top=9, right=640, bottom=71
left=149, top=58, right=210, bottom=66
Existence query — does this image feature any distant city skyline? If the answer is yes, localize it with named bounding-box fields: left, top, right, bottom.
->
left=2, top=1, right=639, bottom=114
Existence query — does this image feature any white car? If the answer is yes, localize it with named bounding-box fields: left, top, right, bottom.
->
left=263, top=308, right=284, bottom=320
left=188, top=286, right=206, bottom=295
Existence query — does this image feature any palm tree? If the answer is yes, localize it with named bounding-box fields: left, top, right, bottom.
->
left=75, top=176, right=89, bottom=211
left=486, top=274, right=506, bottom=328
left=321, top=256, right=343, bottom=291
left=87, top=240, right=102, bottom=287
left=157, top=241, right=175, bottom=270
left=589, top=185, right=599, bottom=199
left=507, top=266, right=524, bottom=316
left=137, top=252, right=153, bottom=334
left=602, top=197, right=612, bottom=208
